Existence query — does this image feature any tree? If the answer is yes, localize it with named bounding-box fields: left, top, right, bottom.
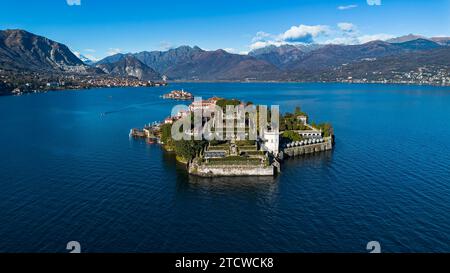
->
left=311, top=122, right=333, bottom=137
left=216, top=99, right=241, bottom=109
left=294, top=106, right=308, bottom=117
left=282, top=130, right=303, bottom=142
left=173, top=139, right=207, bottom=162
left=160, top=123, right=172, bottom=145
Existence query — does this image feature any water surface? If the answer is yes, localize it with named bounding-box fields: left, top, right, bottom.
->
left=0, top=83, right=449, bottom=252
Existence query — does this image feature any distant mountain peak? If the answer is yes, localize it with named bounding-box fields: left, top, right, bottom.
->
left=171, top=45, right=203, bottom=52
left=0, top=28, right=87, bottom=72
left=95, top=54, right=160, bottom=81
left=387, top=34, right=427, bottom=43
left=73, top=51, right=97, bottom=65
left=396, top=38, right=441, bottom=50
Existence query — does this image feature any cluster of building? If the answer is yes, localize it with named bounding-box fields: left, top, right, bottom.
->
left=79, top=77, right=167, bottom=88
left=0, top=69, right=167, bottom=96
left=188, top=97, right=222, bottom=112
left=162, top=97, right=223, bottom=125
left=162, top=89, right=194, bottom=100
left=335, top=66, right=450, bottom=86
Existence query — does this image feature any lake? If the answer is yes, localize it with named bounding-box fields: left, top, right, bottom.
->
left=0, top=82, right=449, bottom=253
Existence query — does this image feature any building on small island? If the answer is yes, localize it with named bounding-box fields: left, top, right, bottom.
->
left=163, top=89, right=194, bottom=100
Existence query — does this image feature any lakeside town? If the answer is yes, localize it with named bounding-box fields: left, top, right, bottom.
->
left=131, top=90, right=334, bottom=177
left=333, top=67, right=450, bottom=86
left=0, top=69, right=168, bottom=96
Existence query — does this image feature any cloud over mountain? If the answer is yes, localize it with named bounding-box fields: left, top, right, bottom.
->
left=338, top=23, right=357, bottom=33
left=281, top=25, right=330, bottom=43
left=66, top=0, right=81, bottom=6
left=249, top=22, right=395, bottom=49
left=250, top=24, right=330, bottom=50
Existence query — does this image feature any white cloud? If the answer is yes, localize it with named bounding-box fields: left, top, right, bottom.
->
left=367, top=0, right=381, bottom=6
left=252, top=31, right=273, bottom=42
left=324, top=37, right=358, bottom=45
left=325, top=33, right=394, bottom=45
left=84, top=48, right=96, bottom=53
left=159, top=41, right=173, bottom=51
left=249, top=40, right=286, bottom=50
left=248, top=21, right=394, bottom=50
left=281, top=24, right=330, bottom=43
left=107, top=48, right=122, bottom=56
left=357, top=34, right=394, bottom=43
left=84, top=54, right=100, bottom=62
left=73, top=51, right=100, bottom=62
left=338, top=22, right=357, bottom=32
left=223, top=48, right=238, bottom=54
left=249, top=24, right=330, bottom=50
left=66, top=0, right=81, bottom=6
left=337, top=4, right=358, bottom=10
left=223, top=48, right=248, bottom=55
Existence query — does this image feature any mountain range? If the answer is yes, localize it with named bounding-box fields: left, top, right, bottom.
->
left=283, top=39, right=444, bottom=73
left=94, top=36, right=450, bottom=81
left=1, top=29, right=449, bottom=83
left=97, top=46, right=281, bottom=81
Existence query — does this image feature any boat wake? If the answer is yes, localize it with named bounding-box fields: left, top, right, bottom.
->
left=101, top=100, right=174, bottom=116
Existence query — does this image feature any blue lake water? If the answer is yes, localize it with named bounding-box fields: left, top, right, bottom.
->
left=0, top=82, right=450, bottom=253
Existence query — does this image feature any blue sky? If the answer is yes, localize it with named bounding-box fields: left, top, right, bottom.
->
left=1, top=0, right=449, bottom=60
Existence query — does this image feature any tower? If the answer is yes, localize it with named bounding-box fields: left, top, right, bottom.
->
left=261, top=129, right=280, bottom=156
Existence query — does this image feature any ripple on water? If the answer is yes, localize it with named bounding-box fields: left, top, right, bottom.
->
left=0, top=83, right=450, bottom=252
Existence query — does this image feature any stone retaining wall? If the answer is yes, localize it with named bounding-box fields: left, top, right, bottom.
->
left=282, top=138, right=333, bottom=157
left=189, top=164, right=274, bottom=177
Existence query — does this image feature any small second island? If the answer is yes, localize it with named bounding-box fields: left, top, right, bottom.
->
left=162, top=89, right=194, bottom=100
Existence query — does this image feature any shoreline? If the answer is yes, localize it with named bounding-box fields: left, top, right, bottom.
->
left=170, top=80, right=450, bottom=87
left=2, top=81, right=449, bottom=97
left=0, top=84, right=167, bottom=97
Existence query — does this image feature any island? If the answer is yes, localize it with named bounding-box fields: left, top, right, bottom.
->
left=130, top=97, right=334, bottom=177
left=162, top=89, right=194, bottom=100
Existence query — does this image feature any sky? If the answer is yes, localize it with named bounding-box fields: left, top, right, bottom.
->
left=1, top=0, right=449, bottom=60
